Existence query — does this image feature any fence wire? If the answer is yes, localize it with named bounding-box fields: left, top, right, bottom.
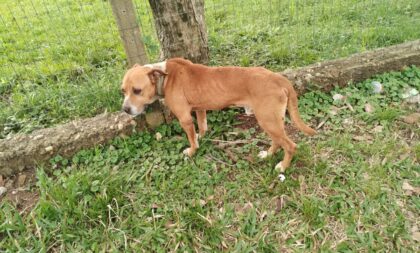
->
left=0, top=0, right=419, bottom=138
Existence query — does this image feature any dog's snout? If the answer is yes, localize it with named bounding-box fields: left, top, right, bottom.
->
left=123, top=106, right=131, bottom=114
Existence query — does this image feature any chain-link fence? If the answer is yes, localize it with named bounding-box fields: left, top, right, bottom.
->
left=1, top=0, right=419, bottom=138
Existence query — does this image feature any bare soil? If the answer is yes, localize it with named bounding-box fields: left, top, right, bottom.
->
left=235, top=113, right=303, bottom=142
left=0, top=170, right=38, bottom=213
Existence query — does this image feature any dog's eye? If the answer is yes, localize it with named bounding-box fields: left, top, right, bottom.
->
left=133, top=88, right=142, bottom=95
left=121, top=88, right=125, bottom=95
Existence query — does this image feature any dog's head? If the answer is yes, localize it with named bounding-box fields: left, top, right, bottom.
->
left=121, top=64, right=167, bottom=115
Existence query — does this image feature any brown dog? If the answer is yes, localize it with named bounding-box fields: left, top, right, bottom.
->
left=121, top=58, right=316, bottom=172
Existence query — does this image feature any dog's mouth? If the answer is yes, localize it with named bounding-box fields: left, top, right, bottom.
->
left=122, top=104, right=149, bottom=116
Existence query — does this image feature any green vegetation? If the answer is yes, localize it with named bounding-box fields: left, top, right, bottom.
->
left=1, top=67, right=419, bottom=251
left=1, top=0, right=420, bottom=137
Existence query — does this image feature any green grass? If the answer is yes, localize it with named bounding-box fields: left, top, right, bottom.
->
left=1, top=67, right=419, bottom=252
left=1, top=0, right=420, bottom=137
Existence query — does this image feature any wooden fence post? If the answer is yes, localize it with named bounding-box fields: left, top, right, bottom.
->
left=110, top=0, right=165, bottom=127
left=110, top=0, right=148, bottom=66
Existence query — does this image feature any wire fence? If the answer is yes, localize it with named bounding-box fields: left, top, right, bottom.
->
left=0, top=0, right=419, bottom=138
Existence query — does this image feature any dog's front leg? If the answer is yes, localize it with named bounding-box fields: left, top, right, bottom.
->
left=195, top=110, right=207, bottom=138
left=179, top=113, right=199, bottom=157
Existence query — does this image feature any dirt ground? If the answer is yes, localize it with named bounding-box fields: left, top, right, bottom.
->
left=0, top=167, right=38, bottom=213
left=235, top=113, right=303, bottom=142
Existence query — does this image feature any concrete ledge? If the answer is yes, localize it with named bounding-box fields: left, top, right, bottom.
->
left=0, top=112, right=145, bottom=176
left=282, top=40, right=420, bottom=94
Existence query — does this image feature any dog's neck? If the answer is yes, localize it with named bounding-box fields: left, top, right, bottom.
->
left=144, top=61, right=167, bottom=97
left=156, top=75, right=165, bottom=97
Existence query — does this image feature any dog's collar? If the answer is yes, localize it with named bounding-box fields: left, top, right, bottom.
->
left=144, top=61, right=167, bottom=97
left=156, top=75, right=165, bottom=97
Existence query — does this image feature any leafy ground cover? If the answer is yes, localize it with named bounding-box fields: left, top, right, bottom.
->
left=1, top=67, right=419, bottom=252
left=1, top=0, right=420, bottom=137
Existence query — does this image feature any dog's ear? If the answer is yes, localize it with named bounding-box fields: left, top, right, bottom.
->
left=147, top=69, right=168, bottom=84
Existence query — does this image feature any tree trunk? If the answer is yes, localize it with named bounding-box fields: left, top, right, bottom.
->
left=148, top=0, right=209, bottom=64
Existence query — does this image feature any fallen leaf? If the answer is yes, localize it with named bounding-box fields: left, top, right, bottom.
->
left=199, top=199, right=207, bottom=206
left=275, top=196, right=286, bottom=214
left=243, top=202, right=253, bottom=212
left=400, top=113, right=420, bottom=124
left=405, top=94, right=420, bottom=104
left=225, top=149, right=237, bottom=162
left=405, top=210, right=416, bottom=220
left=165, top=220, right=177, bottom=229
left=362, top=173, right=370, bottom=180
left=298, top=175, right=305, bottom=193
left=243, top=154, right=254, bottom=163
left=402, top=181, right=415, bottom=191
left=412, top=232, right=420, bottom=242
left=0, top=186, right=7, bottom=197
left=268, top=181, right=277, bottom=190
left=402, top=181, right=420, bottom=196
left=155, top=132, right=162, bottom=141
left=196, top=212, right=212, bottom=225
left=345, top=101, right=354, bottom=112
left=221, top=241, right=228, bottom=249
left=402, top=87, right=419, bottom=98
left=333, top=94, right=344, bottom=101
left=259, top=211, right=267, bottom=222
left=364, top=103, right=374, bottom=113
left=343, top=118, right=354, bottom=126
left=352, top=135, right=373, bottom=142
left=395, top=200, right=404, bottom=207
left=373, top=125, right=383, bottom=133
left=235, top=202, right=254, bottom=215
left=399, top=153, right=410, bottom=161
left=329, top=106, right=340, bottom=116
left=226, top=131, right=239, bottom=136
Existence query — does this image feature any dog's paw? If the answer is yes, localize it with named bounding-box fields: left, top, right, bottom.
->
left=278, top=173, right=286, bottom=182
left=258, top=150, right=269, bottom=159
left=183, top=148, right=194, bottom=157
left=275, top=161, right=285, bottom=173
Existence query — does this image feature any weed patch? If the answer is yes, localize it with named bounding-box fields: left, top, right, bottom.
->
left=1, top=68, right=419, bottom=251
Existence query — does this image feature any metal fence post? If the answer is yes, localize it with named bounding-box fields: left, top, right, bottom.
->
left=110, top=0, right=148, bottom=66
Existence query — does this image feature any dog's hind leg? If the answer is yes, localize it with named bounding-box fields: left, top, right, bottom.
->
left=195, top=110, right=207, bottom=138
left=254, top=97, right=296, bottom=172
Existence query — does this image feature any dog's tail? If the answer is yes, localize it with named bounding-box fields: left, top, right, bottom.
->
left=287, top=87, right=317, bottom=136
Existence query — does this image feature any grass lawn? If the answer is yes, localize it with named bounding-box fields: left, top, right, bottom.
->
left=1, top=0, right=420, bottom=137
left=1, top=67, right=419, bottom=251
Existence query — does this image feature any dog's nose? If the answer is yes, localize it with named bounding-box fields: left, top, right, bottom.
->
left=123, top=106, right=131, bottom=114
